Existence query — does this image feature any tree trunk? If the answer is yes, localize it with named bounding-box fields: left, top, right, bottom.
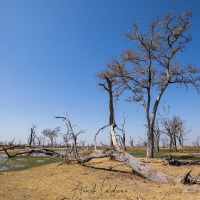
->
left=146, top=125, right=154, bottom=158
left=155, top=141, right=159, bottom=152
left=172, top=132, right=177, bottom=152
left=122, top=134, right=127, bottom=151
left=178, top=138, right=184, bottom=150
left=113, top=150, right=173, bottom=183
left=169, top=137, right=173, bottom=150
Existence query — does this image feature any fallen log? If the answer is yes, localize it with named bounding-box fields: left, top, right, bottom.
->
left=2, top=147, right=63, bottom=158
left=2, top=144, right=174, bottom=183
left=162, top=155, right=200, bottom=166
left=180, top=170, right=200, bottom=184
left=112, top=150, right=174, bottom=183
left=76, top=147, right=174, bottom=183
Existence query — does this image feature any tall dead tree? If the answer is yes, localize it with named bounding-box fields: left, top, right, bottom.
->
left=99, top=76, right=117, bottom=147
left=54, top=114, right=86, bottom=158
left=42, top=127, right=60, bottom=147
left=160, top=107, right=189, bottom=152
left=28, top=124, right=37, bottom=146
left=129, top=135, right=134, bottom=148
left=36, top=135, right=46, bottom=147
left=116, top=113, right=127, bottom=150
left=175, top=117, right=190, bottom=150
left=192, top=135, right=200, bottom=148
left=154, top=119, right=161, bottom=151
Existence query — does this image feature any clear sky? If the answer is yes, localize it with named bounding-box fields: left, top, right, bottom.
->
left=0, top=0, right=200, bottom=145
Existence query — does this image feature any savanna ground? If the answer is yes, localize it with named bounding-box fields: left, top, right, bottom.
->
left=0, top=147, right=199, bottom=200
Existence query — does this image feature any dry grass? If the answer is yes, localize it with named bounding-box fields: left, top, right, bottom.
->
left=0, top=157, right=199, bottom=200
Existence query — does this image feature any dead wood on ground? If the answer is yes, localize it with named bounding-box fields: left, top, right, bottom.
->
left=162, top=155, right=200, bottom=166
left=180, top=170, right=200, bottom=184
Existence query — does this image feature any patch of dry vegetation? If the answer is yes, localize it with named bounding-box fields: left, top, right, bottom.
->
left=0, top=157, right=199, bottom=200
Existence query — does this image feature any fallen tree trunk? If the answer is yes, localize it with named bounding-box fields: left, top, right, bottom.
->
left=77, top=150, right=111, bottom=163
left=2, top=145, right=174, bottom=183
left=2, top=147, right=63, bottom=158
left=180, top=170, right=200, bottom=184
left=112, top=150, right=174, bottom=183
left=162, top=155, right=200, bottom=166
left=76, top=147, right=174, bottom=183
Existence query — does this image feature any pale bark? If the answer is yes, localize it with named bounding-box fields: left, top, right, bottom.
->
left=113, top=150, right=173, bottom=183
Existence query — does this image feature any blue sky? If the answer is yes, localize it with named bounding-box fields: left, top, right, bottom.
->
left=0, top=0, right=200, bottom=145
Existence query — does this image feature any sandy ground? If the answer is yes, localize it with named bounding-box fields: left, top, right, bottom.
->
left=0, top=158, right=199, bottom=200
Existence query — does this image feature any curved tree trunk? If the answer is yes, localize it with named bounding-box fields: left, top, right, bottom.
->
left=113, top=150, right=173, bottom=183
left=78, top=146, right=174, bottom=183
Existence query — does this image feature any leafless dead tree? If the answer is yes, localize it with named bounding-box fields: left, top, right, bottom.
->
left=129, top=135, right=134, bottom=148
left=160, top=106, right=189, bottom=151
left=79, top=140, right=86, bottom=147
left=137, top=135, right=147, bottom=147
left=42, top=127, right=60, bottom=147
left=154, top=119, right=161, bottom=151
left=36, top=135, right=46, bottom=147
left=116, top=113, right=127, bottom=150
left=54, top=114, right=86, bottom=158
left=28, top=124, right=37, bottom=146
left=192, top=135, right=200, bottom=148
left=8, top=138, right=15, bottom=146
left=94, top=124, right=109, bottom=151
left=161, top=136, right=169, bottom=148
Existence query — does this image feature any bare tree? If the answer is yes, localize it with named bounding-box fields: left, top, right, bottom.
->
left=94, top=124, right=109, bottom=151
left=98, top=11, right=200, bottom=158
left=161, top=112, right=189, bottom=152
left=28, top=124, right=37, bottom=146
left=79, top=140, right=86, bottom=147
left=99, top=76, right=117, bottom=148
left=54, top=114, right=86, bottom=158
left=161, top=136, right=169, bottom=148
left=129, top=135, right=134, bottom=148
left=42, top=127, right=60, bottom=147
left=175, top=117, right=190, bottom=150
left=116, top=113, right=127, bottom=150
left=137, top=135, right=147, bottom=147
left=192, top=135, right=200, bottom=147
left=8, top=138, right=15, bottom=146
left=36, top=135, right=46, bottom=147
left=154, top=119, right=161, bottom=151
left=61, top=130, right=71, bottom=147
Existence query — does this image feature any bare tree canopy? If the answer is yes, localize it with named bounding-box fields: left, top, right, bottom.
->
left=42, top=127, right=60, bottom=147
left=160, top=106, right=190, bottom=151
left=98, top=11, right=200, bottom=158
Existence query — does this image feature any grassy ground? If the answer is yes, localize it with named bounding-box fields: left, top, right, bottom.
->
left=0, top=147, right=199, bottom=200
